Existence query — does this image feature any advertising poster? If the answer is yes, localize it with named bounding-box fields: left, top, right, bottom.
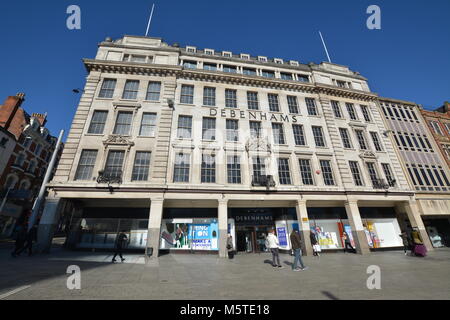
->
left=343, top=225, right=355, bottom=248
left=277, top=227, right=287, bottom=247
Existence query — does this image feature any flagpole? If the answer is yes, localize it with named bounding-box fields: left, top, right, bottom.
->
left=145, top=4, right=155, bottom=37
left=319, top=31, right=332, bottom=63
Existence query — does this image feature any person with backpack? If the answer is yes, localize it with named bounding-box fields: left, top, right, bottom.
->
left=112, top=230, right=128, bottom=263
left=290, top=229, right=308, bottom=271
left=266, top=229, right=283, bottom=269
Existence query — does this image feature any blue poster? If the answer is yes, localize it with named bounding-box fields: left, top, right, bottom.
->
left=277, top=227, right=287, bottom=246
left=188, top=224, right=219, bottom=251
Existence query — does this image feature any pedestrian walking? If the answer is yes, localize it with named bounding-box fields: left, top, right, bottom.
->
left=226, top=234, right=234, bottom=259
left=266, top=229, right=283, bottom=269
left=411, top=228, right=427, bottom=257
left=112, top=230, right=128, bottom=263
left=11, top=224, right=27, bottom=257
left=310, top=231, right=320, bottom=257
left=342, top=232, right=355, bottom=253
left=17, top=224, right=38, bottom=256
left=399, top=231, right=410, bottom=255
left=290, top=230, right=308, bottom=271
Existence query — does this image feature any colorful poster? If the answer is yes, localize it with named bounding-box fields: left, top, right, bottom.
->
left=343, top=225, right=355, bottom=248
left=277, top=227, right=287, bottom=246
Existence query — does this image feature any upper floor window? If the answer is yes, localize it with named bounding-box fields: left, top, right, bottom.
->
left=226, top=119, right=239, bottom=142
left=146, top=81, right=161, bottom=101
left=274, top=58, right=284, bottom=64
left=360, top=105, right=371, bottom=122
left=104, top=150, right=125, bottom=179
left=297, top=74, right=310, bottom=82
left=177, top=116, right=192, bottom=139
left=183, top=60, right=197, bottom=69
left=225, top=89, right=237, bottom=108
left=35, top=144, right=42, bottom=156
left=349, top=161, right=364, bottom=186
left=430, top=121, right=443, bottom=136
left=98, top=79, right=116, bottom=98
left=287, top=96, right=299, bottom=114
left=261, top=70, right=275, bottom=78
left=280, top=73, right=293, bottom=80
left=370, top=132, right=383, bottom=151
left=249, top=121, right=262, bottom=138
left=180, top=85, right=194, bottom=104
left=122, top=80, right=139, bottom=100
left=203, top=87, right=216, bottom=106
left=23, top=137, right=31, bottom=149
left=240, top=54, right=250, bottom=60
left=299, top=159, right=314, bottom=185
left=132, top=151, right=151, bottom=181
left=227, top=155, right=241, bottom=184
left=222, top=51, right=232, bottom=57
left=336, top=80, right=346, bottom=88
left=346, top=103, right=358, bottom=120
left=355, top=129, right=368, bottom=150
left=203, top=63, right=217, bottom=71
left=331, top=101, right=342, bottom=118
left=366, top=162, right=379, bottom=186
left=186, top=46, right=196, bottom=53
left=247, top=92, right=259, bottom=110
left=173, top=153, right=190, bottom=182
left=339, top=128, right=352, bottom=149
left=258, top=56, right=267, bottom=62
left=201, top=154, right=216, bottom=183
left=202, top=117, right=216, bottom=140
left=382, top=163, right=395, bottom=187
left=204, top=49, right=214, bottom=55
left=306, top=98, right=318, bottom=116
left=277, top=158, right=292, bottom=185
left=123, top=54, right=147, bottom=63
left=320, top=160, right=335, bottom=186
left=272, top=123, right=285, bottom=145
left=139, top=113, right=157, bottom=137
left=268, top=94, right=280, bottom=112
left=75, top=150, right=98, bottom=181
left=243, top=68, right=257, bottom=76
left=113, top=111, right=133, bottom=135
left=88, top=110, right=108, bottom=134
left=223, top=65, right=237, bottom=73
left=312, top=126, right=326, bottom=147
left=292, top=124, right=306, bottom=146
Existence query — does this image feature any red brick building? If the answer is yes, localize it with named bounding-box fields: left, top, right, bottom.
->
left=0, top=93, right=62, bottom=237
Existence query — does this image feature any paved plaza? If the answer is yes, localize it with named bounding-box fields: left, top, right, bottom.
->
left=0, top=241, right=449, bottom=300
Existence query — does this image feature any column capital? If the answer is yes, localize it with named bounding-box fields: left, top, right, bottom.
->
left=296, top=199, right=307, bottom=206
left=345, top=199, right=359, bottom=206
left=218, top=198, right=228, bottom=205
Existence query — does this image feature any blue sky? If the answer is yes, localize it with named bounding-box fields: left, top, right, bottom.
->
left=1, top=0, right=449, bottom=138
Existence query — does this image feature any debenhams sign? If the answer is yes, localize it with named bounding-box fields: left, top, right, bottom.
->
left=209, top=108, right=299, bottom=123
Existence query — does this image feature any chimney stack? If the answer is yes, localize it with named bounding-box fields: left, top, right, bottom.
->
left=0, top=93, right=26, bottom=130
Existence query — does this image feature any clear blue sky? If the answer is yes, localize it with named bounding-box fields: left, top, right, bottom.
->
left=1, top=0, right=449, bottom=139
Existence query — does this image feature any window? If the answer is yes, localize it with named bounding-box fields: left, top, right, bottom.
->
left=320, top=160, right=335, bottom=186
left=430, top=121, right=443, bottom=135
left=186, top=46, right=196, bottom=53
left=125, top=55, right=147, bottom=63
left=240, top=54, right=250, bottom=60
left=444, top=123, right=450, bottom=134
left=227, top=155, right=241, bottom=184
left=250, top=121, right=261, bottom=138
left=203, top=63, right=217, bottom=71
left=299, top=159, right=314, bottom=185
left=139, top=113, right=157, bottom=137
left=35, top=144, right=42, bottom=156
left=261, top=70, right=275, bottom=78
left=439, top=166, right=450, bottom=186
left=202, top=117, right=216, bottom=140
left=278, top=158, right=292, bottom=185
left=280, top=73, right=293, bottom=80
left=122, top=80, right=139, bottom=100
left=292, top=124, right=306, bottom=146
left=104, top=150, right=125, bottom=179
left=252, top=157, right=266, bottom=179
left=88, top=111, right=108, bottom=134
left=290, top=60, right=299, bottom=66
left=177, top=116, right=192, bottom=139
left=349, top=161, right=364, bottom=186
left=272, top=123, right=285, bottom=144
left=204, top=49, right=214, bottom=55
left=146, top=82, right=161, bottom=101
left=274, top=58, right=283, bottom=64
left=225, top=89, right=237, bottom=108
left=28, top=160, right=36, bottom=173
left=183, top=60, right=197, bottom=69
left=346, top=103, right=358, bottom=120
left=382, top=163, right=395, bottom=187
left=370, top=132, right=383, bottom=151
left=203, top=87, right=216, bottom=106
left=268, top=94, right=280, bottom=112
left=360, top=105, right=371, bottom=122
left=366, top=162, right=379, bottom=186
left=132, top=151, right=151, bottom=181
left=113, top=111, right=133, bottom=135
left=98, top=79, right=116, bottom=98
left=306, top=98, right=318, bottom=116
left=247, top=92, right=259, bottom=110
left=201, top=154, right=216, bottom=183
left=23, top=137, right=31, bottom=149
left=180, top=85, right=194, bottom=104
left=0, top=137, right=8, bottom=148
left=173, top=153, right=190, bottom=182
left=287, top=96, right=299, bottom=114
left=220, top=51, right=230, bottom=57
left=258, top=56, right=267, bottom=62
left=339, top=128, right=352, bottom=149
left=312, top=126, right=326, bottom=147
left=226, top=119, right=239, bottom=142
left=355, top=130, right=368, bottom=150
left=336, top=80, right=346, bottom=88
left=331, top=101, right=342, bottom=118
left=75, top=150, right=97, bottom=180
left=243, top=68, right=257, bottom=76
left=297, top=74, right=309, bottom=82
left=223, top=65, right=237, bottom=73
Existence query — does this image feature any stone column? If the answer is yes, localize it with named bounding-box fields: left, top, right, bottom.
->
left=344, top=200, right=370, bottom=255
left=37, top=197, right=63, bottom=253
left=218, top=199, right=228, bottom=258
left=295, top=200, right=313, bottom=256
left=145, top=198, right=164, bottom=259
left=403, top=200, right=433, bottom=251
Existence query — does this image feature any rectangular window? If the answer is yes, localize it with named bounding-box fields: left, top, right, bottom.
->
left=366, top=162, right=379, bottom=186
left=280, top=73, right=293, bottom=80
left=331, top=101, right=342, bottom=118
left=223, top=65, right=237, bottom=73
left=287, top=96, right=299, bottom=114
left=202, top=117, right=216, bottom=140
left=247, top=91, right=259, bottom=110
left=349, top=161, right=364, bottom=186
left=355, top=130, right=368, bottom=150
left=180, top=85, right=194, bottom=104
left=336, top=80, right=346, bottom=88
left=227, top=155, right=241, bottom=184
left=201, top=154, right=216, bottom=183
left=132, top=151, right=151, bottom=181
left=261, top=70, right=275, bottom=78
left=382, top=163, right=395, bottom=187
left=139, top=113, right=157, bottom=137
left=346, top=103, right=358, bottom=120
left=203, top=63, right=217, bottom=71
left=320, top=160, right=335, bottom=186
left=225, top=89, right=237, bottom=108
left=146, top=82, right=161, bottom=101
left=173, top=153, right=190, bottom=182
left=272, top=123, right=285, bottom=144
left=430, top=121, right=443, bottom=135
left=306, top=98, right=318, bottom=116
left=268, top=94, right=280, bottom=112
left=88, top=110, right=108, bottom=134
left=75, top=150, right=97, bottom=180
left=312, top=126, right=326, bottom=147
left=113, top=111, right=133, bottom=135
left=226, top=119, right=239, bottom=142
left=122, top=80, right=139, bottom=100
left=243, top=68, right=257, bottom=76
left=339, top=128, right=352, bottom=149
left=299, top=159, right=314, bottom=185
left=104, top=150, right=125, bottom=179
left=370, top=132, right=383, bottom=151
left=183, top=60, right=197, bottom=69
left=252, top=157, right=266, bottom=180
left=98, top=79, right=116, bottom=98
left=297, top=74, right=309, bottom=82
left=278, top=158, right=292, bottom=185
left=360, top=105, right=371, bottom=122
left=177, top=116, right=192, bottom=139
left=203, top=87, right=216, bottom=106
left=292, top=124, right=306, bottom=146
left=250, top=121, right=261, bottom=138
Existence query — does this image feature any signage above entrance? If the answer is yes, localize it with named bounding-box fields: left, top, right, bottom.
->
left=234, top=212, right=274, bottom=225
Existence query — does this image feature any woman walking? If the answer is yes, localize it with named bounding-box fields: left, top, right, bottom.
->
left=266, top=229, right=283, bottom=268
left=227, top=234, right=235, bottom=259
left=310, top=231, right=320, bottom=257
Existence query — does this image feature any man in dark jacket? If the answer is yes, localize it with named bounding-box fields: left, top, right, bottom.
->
left=290, top=230, right=308, bottom=271
left=112, top=231, right=128, bottom=263
left=11, top=225, right=27, bottom=257
left=17, top=225, right=38, bottom=256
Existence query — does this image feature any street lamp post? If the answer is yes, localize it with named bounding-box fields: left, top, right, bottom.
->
left=27, top=129, right=64, bottom=231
